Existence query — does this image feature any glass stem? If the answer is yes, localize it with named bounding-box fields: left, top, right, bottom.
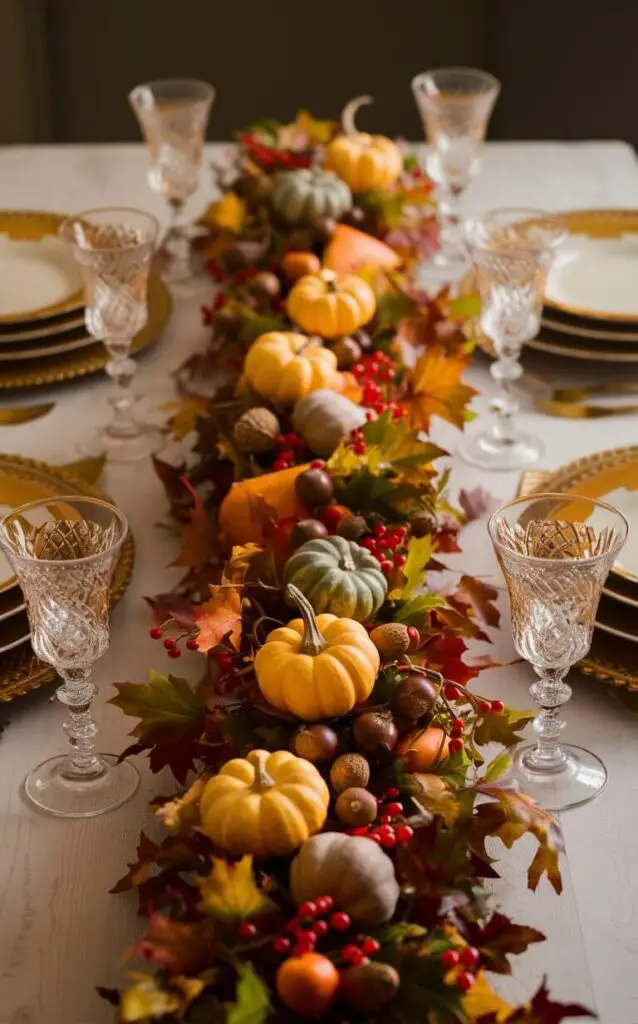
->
left=528, top=667, right=572, bottom=772
left=437, top=188, right=465, bottom=251
left=488, top=353, right=523, bottom=445
left=56, top=668, right=103, bottom=779
left=166, top=198, right=191, bottom=278
left=104, top=337, right=139, bottom=439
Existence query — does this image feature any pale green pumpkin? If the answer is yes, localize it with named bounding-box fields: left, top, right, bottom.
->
left=272, top=168, right=352, bottom=226
left=284, top=535, right=387, bottom=621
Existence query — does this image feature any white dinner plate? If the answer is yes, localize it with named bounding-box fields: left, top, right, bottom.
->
left=0, top=610, right=30, bottom=654
left=605, top=486, right=638, bottom=584
left=0, top=236, right=83, bottom=322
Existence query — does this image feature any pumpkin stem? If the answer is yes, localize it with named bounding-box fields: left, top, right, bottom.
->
left=338, top=552, right=355, bottom=571
left=286, top=584, right=327, bottom=656
left=342, top=95, right=373, bottom=136
left=250, top=750, right=276, bottom=791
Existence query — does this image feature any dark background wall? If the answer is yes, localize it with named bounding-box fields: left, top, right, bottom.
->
left=1, top=0, right=636, bottom=147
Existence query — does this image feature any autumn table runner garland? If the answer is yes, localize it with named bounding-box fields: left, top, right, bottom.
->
left=104, top=102, right=592, bottom=1023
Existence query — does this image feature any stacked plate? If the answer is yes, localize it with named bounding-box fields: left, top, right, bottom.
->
left=0, top=454, right=135, bottom=702
left=0, top=210, right=171, bottom=389
left=519, top=445, right=638, bottom=691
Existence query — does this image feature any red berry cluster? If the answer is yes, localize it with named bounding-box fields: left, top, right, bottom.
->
left=360, top=523, right=408, bottom=577
left=149, top=623, right=199, bottom=658
left=348, top=788, right=414, bottom=849
left=272, top=433, right=313, bottom=472
left=351, top=353, right=405, bottom=420
left=238, top=132, right=312, bottom=171
left=440, top=945, right=480, bottom=990
left=443, top=685, right=505, bottom=717
left=269, top=897, right=353, bottom=958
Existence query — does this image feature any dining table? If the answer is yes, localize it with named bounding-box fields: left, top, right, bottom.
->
left=1, top=139, right=638, bottom=1024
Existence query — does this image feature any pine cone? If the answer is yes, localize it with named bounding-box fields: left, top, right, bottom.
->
left=233, top=407, right=280, bottom=453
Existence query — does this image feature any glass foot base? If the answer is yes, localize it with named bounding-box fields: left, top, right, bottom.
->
left=24, top=753, right=140, bottom=818
left=513, top=743, right=607, bottom=811
left=458, top=429, right=544, bottom=471
left=79, top=423, right=165, bottom=463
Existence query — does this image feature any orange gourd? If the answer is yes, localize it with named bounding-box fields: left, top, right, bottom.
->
left=288, top=270, right=376, bottom=339
left=219, top=464, right=310, bottom=544
left=396, top=727, right=450, bottom=772
left=276, top=952, right=340, bottom=1018
left=282, top=251, right=322, bottom=281
left=325, top=96, right=403, bottom=193
left=323, top=224, right=401, bottom=275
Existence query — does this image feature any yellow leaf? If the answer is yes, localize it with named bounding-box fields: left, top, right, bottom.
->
left=326, top=440, right=363, bottom=478
left=224, top=543, right=263, bottom=586
left=446, top=290, right=481, bottom=321
left=156, top=778, right=205, bottom=835
left=389, top=534, right=432, bottom=599
left=120, top=977, right=181, bottom=1022
left=295, top=109, right=338, bottom=143
left=208, top=192, right=246, bottom=233
left=164, top=397, right=211, bottom=442
left=197, top=855, right=275, bottom=923
left=408, top=347, right=477, bottom=431
left=195, top=585, right=242, bottom=652
left=463, top=970, right=513, bottom=1022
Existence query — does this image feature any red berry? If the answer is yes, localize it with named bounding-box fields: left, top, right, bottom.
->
left=381, top=559, right=394, bottom=575
left=460, top=946, right=480, bottom=969
left=477, top=700, right=492, bottom=714
left=315, top=895, right=333, bottom=913
left=380, top=832, right=397, bottom=850
left=342, top=944, right=364, bottom=965
left=441, top=949, right=460, bottom=970
left=237, top=922, right=257, bottom=941
left=379, top=815, right=392, bottom=826
left=273, top=936, right=291, bottom=954
left=360, top=537, right=376, bottom=551
left=279, top=450, right=294, bottom=461
left=384, top=787, right=400, bottom=799
left=163, top=637, right=176, bottom=650
left=361, top=938, right=380, bottom=956
left=186, top=637, right=199, bottom=651
left=451, top=718, right=464, bottom=734
left=385, top=801, right=403, bottom=817
left=318, top=505, right=346, bottom=531
left=394, top=554, right=407, bottom=568
left=149, top=627, right=163, bottom=640
left=217, top=651, right=233, bottom=668
left=365, top=411, right=374, bottom=421
left=295, top=930, right=316, bottom=950
left=310, top=460, right=325, bottom=469
left=348, top=825, right=371, bottom=836
left=298, top=901, right=317, bottom=918
left=313, top=919, right=329, bottom=937
left=369, top=832, right=383, bottom=844
left=330, top=911, right=351, bottom=931
left=168, top=647, right=181, bottom=659
left=444, top=684, right=463, bottom=701
left=374, top=524, right=387, bottom=538
left=275, top=434, right=286, bottom=445
left=457, top=972, right=476, bottom=992
left=354, top=442, right=367, bottom=455
left=272, top=460, right=287, bottom=471
left=449, top=737, right=464, bottom=754
left=491, top=700, right=505, bottom=714
left=377, top=824, right=395, bottom=838
left=395, top=824, right=414, bottom=844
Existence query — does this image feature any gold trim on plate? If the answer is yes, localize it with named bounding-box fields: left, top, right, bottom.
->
left=0, top=311, right=86, bottom=344
left=541, top=313, right=638, bottom=344
left=0, top=455, right=135, bottom=702
left=0, top=211, right=84, bottom=323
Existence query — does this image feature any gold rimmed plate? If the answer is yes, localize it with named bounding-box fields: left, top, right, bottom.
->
left=0, top=610, right=30, bottom=655
left=0, top=454, right=135, bottom=702
left=0, top=273, right=171, bottom=389
left=546, top=209, right=638, bottom=323
left=0, top=309, right=86, bottom=344
left=603, top=572, right=638, bottom=609
left=541, top=309, right=638, bottom=344
left=0, top=326, right=95, bottom=362
left=595, top=594, right=638, bottom=643
left=0, top=211, right=84, bottom=324
left=476, top=329, right=638, bottom=364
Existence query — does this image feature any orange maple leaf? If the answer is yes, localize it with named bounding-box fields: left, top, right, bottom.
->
left=195, top=585, right=242, bottom=653
left=407, top=347, right=477, bottom=431
left=171, top=479, right=219, bottom=571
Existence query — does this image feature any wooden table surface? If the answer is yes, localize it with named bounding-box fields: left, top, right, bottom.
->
left=1, top=141, right=638, bottom=1024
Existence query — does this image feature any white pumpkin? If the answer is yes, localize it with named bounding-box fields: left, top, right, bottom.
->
left=292, top=389, right=367, bottom=457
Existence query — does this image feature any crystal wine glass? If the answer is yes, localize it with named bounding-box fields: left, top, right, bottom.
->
left=460, top=208, right=566, bottom=471
left=0, top=496, right=139, bottom=817
left=412, top=67, right=500, bottom=276
left=489, top=493, right=628, bottom=811
left=60, top=207, right=161, bottom=463
left=129, top=78, right=214, bottom=281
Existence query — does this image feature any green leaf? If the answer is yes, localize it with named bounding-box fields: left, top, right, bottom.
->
left=109, top=670, right=205, bottom=737
left=227, top=964, right=271, bottom=1024
left=373, top=922, right=426, bottom=966
left=390, top=535, right=433, bottom=599
left=239, top=316, right=287, bottom=342
left=474, top=707, right=535, bottom=749
left=394, top=592, right=446, bottom=625
left=482, top=748, right=513, bottom=784
left=446, top=292, right=481, bottom=320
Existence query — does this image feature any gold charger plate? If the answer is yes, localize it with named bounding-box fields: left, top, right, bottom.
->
left=545, top=209, right=638, bottom=324
left=0, top=273, right=171, bottom=388
left=518, top=448, right=638, bottom=690
left=0, top=455, right=135, bottom=702
left=476, top=330, right=638, bottom=364
left=0, top=211, right=84, bottom=323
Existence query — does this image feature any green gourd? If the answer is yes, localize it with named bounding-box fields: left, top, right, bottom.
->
left=272, top=168, right=352, bottom=226
left=284, top=535, right=387, bottom=621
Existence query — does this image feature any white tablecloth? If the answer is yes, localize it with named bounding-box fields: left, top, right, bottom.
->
left=1, top=141, right=638, bottom=1024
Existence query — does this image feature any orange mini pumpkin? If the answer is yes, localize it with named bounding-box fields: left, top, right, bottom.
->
left=325, top=96, right=403, bottom=193
left=282, top=251, right=322, bottom=281
left=219, top=464, right=310, bottom=545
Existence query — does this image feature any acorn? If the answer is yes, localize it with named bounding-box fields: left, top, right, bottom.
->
left=295, top=467, right=335, bottom=508
left=291, top=518, right=329, bottom=549
left=293, top=724, right=339, bottom=764
left=330, top=752, right=370, bottom=793
left=335, top=787, right=378, bottom=827
left=410, top=508, right=438, bottom=538
left=353, top=711, right=398, bottom=754
left=310, top=215, right=338, bottom=243
left=369, top=623, right=410, bottom=659
left=232, top=407, right=280, bottom=453
left=337, top=515, right=368, bottom=542
left=331, top=336, right=362, bottom=370
left=340, top=962, right=400, bottom=1013
left=248, top=270, right=281, bottom=301
left=390, top=672, right=438, bottom=722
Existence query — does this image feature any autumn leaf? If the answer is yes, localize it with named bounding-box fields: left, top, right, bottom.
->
left=475, top=913, right=545, bottom=975
left=474, top=707, right=535, bottom=749
left=488, top=978, right=595, bottom=1023
left=407, top=347, right=478, bottom=431
left=470, top=785, right=564, bottom=894
left=195, top=585, right=243, bottom=652
left=197, top=855, right=275, bottom=923
left=109, top=832, right=160, bottom=894
left=135, top=913, right=216, bottom=975
left=156, top=778, right=205, bottom=836
left=434, top=605, right=491, bottom=644
left=390, top=535, right=433, bottom=599
left=448, top=574, right=501, bottom=629
left=207, top=191, right=247, bottom=233
left=119, top=975, right=181, bottom=1022
left=394, top=592, right=446, bottom=625
left=458, top=485, right=496, bottom=522
left=163, top=396, right=211, bottom=442
left=294, top=109, right=338, bottom=144
left=227, top=964, right=271, bottom=1024
left=463, top=970, right=513, bottom=1022
left=423, top=634, right=484, bottom=688
left=145, top=593, right=197, bottom=631
left=410, top=774, right=463, bottom=828
left=224, top=543, right=263, bottom=586
left=172, top=478, right=219, bottom=571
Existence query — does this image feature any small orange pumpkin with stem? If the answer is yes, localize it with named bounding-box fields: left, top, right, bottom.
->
left=325, top=95, right=403, bottom=193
